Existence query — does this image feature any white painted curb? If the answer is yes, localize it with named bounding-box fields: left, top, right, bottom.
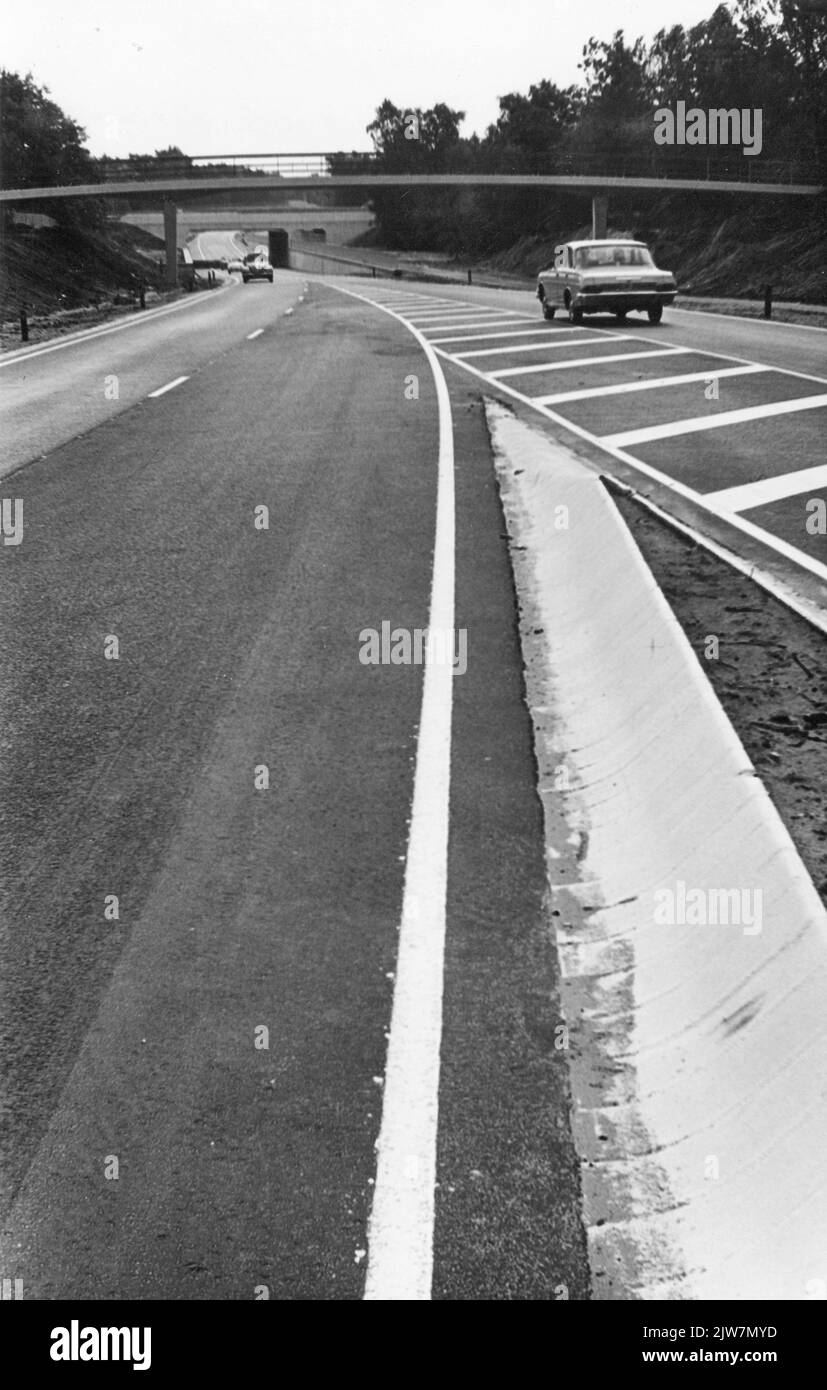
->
left=488, top=400, right=827, bottom=1301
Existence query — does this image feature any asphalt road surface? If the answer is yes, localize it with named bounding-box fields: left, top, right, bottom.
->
left=1, top=264, right=823, bottom=1300
left=0, top=267, right=588, bottom=1299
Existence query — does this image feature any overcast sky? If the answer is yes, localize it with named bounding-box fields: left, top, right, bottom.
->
left=6, top=0, right=723, bottom=158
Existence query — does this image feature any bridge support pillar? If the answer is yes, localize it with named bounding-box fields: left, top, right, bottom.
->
left=163, top=201, right=178, bottom=288
left=591, top=194, right=608, bottom=240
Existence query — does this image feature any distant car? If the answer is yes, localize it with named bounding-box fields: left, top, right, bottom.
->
left=537, top=240, right=677, bottom=324
left=242, top=254, right=274, bottom=284
left=226, top=257, right=245, bottom=274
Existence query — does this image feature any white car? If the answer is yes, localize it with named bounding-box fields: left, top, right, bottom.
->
left=226, top=257, right=245, bottom=274
left=537, top=240, right=677, bottom=324
left=241, top=254, right=274, bottom=284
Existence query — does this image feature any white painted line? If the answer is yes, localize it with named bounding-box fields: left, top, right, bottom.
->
left=433, top=344, right=827, bottom=588
left=406, top=307, right=515, bottom=321
left=246, top=328, right=264, bottom=340
left=490, top=401, right=827, bottom=1298
left=458, top=332, right=602, bottom=359
left=0, top=282, right=235, bottom=368
left=148, top=375, right=189, bottom=398
left=492, top=347, right=690, bottom=379
left=535, top=363, right=767, bottom=404
left=331, top=285, right=455, bottom=1302
left=603, top=393, right=827, bottom=447
left=418, top=318, right=536, bottom=335
left=703, top=463, right=827, bottom=513
left=431, top=326, right=561, bottom=346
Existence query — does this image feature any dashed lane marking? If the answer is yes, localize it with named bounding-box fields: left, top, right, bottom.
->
left=246, top=329, right=264, bottom=340
left=148, top=375, right=189, bottom=398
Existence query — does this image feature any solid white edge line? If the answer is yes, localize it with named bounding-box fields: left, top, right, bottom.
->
left=0, top=281, right=236, bottom=367
left=329, top=283, right=455, bottom=1302
left=148, top=375, right=189, bottom=398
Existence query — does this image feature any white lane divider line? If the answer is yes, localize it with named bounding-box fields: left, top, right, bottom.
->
left=535, top=363, right=767, bottom=404
left=491, top=347, right=691, bottom=379
left=331, top=284, right=455, bottom=1302
left=703, top=462, right=827, bottom=513
left=602, top=392, right=827, bottom=447
left=246, top=329, right=264, bottom=340
left=148, top=375, right=190, bottom=398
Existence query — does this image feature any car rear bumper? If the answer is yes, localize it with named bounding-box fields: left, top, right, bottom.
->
left=575, top=290, right=677, bottom=312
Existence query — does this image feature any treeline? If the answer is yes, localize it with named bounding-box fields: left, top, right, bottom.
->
left=337, top=0, right=826, bottom=255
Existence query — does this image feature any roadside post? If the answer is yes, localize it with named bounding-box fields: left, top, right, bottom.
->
left=764, top=284, right=773, bottom=319
left=19, top=307, right=28, bottom=342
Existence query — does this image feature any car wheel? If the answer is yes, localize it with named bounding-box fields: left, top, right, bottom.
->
left=268, top=273, right=274, bottom=282
left=648, top=304, right=663, bottom=325
left=242, top=275, right=249, bottom=283
left=542, top=302, right=556, bottom=320
left=566, top=299, right=583, bottom=325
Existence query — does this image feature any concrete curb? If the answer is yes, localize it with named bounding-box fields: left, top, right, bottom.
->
left=487, top=400, right=827, bottom=1300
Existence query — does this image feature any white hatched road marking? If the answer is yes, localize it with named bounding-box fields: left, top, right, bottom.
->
left=416, top=318, right=536, bottom=334
left=358, top=287, right=827, bottom=588
left=492, top=347, right=691, bottom=379
left=704, top=464, right=827, bottom=513
left=148, top=375, right=189, bottom=398
left=430, top=326, right=562, bottom=346
left=535, top=363, right=766, bottom=404
left=603, top=394, right=827, bottom=448
left=458, top=332, right=603, bottom=359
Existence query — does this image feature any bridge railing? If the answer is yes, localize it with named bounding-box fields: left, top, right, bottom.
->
left=90, top=150, right=823, bottom=187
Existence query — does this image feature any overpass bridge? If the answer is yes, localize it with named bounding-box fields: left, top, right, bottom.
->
left=2, top=151, right=822, bottom=288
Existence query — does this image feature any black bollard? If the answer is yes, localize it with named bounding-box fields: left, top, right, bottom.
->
left=467, top=269, right=472, bottom=285
left=139, top=282, right=146, bottom=309
left=763, top=284, right=772, bottom=319
left=20, top=308, right=28, bottom=342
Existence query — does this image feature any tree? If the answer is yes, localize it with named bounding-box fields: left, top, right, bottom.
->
left=1, top=70, right=102, bottom=225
